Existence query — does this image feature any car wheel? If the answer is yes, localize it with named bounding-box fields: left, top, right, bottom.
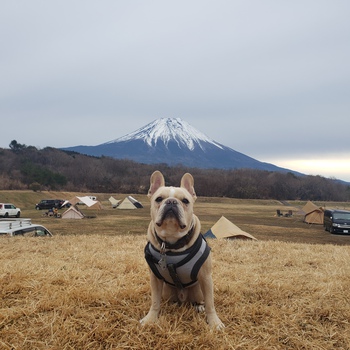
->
left=36, top=207, right=40, bottom=210
left=4, top=212, right=9, bottom=218
left=16, top=212, right=20, bottom=218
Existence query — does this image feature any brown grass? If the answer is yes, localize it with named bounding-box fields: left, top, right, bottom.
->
left=1, top=192, right=350, bottom=349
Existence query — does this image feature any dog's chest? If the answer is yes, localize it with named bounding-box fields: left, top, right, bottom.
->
left=144, top=235, right=210, bottom=289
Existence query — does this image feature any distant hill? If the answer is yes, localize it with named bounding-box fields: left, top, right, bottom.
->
left=0, top=143, right=349, bottom=201
left=61, top=118, right=302, bottom=175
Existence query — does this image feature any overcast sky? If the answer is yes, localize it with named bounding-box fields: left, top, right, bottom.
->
left=1, top=1, right=349, bottom=181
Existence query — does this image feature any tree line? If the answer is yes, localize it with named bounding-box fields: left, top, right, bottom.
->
left=0, top=141, right=349, bottom=201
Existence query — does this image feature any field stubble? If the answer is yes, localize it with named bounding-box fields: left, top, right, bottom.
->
left=1, top=192, right=350, bottom=349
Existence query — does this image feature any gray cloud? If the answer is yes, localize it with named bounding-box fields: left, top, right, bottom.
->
left=1, top=1, right=349, bottom=179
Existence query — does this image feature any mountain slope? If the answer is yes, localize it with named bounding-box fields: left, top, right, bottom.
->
left=62, top=118, right=298, bottom=173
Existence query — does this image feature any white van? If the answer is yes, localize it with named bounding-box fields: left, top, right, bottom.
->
left=0, top=218, right=52, bottom=236
left=0, top=203, right=21, bottom=218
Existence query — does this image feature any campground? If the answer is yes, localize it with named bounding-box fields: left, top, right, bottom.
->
left=1, top=191, right=350, bottom=349
left=42, top=198, right=350, bottom=245
left=1, top=190, right=350, bottom=245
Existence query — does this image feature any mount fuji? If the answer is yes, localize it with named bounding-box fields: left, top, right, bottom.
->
left=62, top=118, right=297, bottom=173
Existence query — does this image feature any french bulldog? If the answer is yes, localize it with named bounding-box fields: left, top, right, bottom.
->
left=140, top=170, right=224, bottom=330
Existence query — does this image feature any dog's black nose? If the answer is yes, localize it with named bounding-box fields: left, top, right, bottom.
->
left=165, top=199, right=177, bottom=206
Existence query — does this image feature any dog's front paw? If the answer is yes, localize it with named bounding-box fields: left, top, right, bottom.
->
left=193, top=302, right=205, bottom=313
left=207, top=314, right=225, bottom=331
left=140, top=312, right=158, bottom=326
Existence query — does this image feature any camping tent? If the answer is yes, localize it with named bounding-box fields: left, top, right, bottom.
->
left=117, top=196, right=143, bottom=210
left=66, top=196, right=103, bottom=210
left=302, top=201, right=324, bottom=224
left=204, top=216, right=257, bottom=240
left=109, top=196, right=120, bottom=208
left=61, top=206, right=84, bottom=219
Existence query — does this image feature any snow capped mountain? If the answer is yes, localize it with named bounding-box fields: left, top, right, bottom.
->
left=105, top=117, right=223, bottom=151
left=61, top=117, right=298, bottom=174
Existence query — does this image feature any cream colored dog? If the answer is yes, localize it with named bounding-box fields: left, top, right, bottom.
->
left=140, top=170, right=224, bottom=330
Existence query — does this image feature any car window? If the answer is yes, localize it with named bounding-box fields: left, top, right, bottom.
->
left=14, top=227, right=52, bottom=236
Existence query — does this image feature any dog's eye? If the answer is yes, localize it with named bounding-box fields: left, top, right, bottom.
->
left=182, top=198, right=189, bottom=204
left=155, top=196, right=163, bottom=203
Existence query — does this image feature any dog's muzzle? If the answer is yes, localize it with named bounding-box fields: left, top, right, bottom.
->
left=156, top=199, right=186, bottom=229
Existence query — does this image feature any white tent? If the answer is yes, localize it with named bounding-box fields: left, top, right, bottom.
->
left=117, top=196, right=143, bottom=210
left=204, top=216, right=257, bottom=240
left=66, top=196, right=103, bottom=210
left=61, top=206, right=84, bottom=219
left=109, top=196, right=120, bottom=208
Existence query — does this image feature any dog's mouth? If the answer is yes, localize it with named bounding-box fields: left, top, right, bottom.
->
left=156, top=201, right=186, bottom=229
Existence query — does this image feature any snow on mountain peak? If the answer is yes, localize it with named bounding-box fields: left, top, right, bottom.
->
left=107, top=117, right=223, bottom=151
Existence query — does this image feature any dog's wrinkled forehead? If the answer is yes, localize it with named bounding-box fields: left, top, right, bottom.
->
left=155, top=186, right=191, bottom=201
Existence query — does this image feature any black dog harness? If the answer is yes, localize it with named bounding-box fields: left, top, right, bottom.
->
left=144, top=234, right=210, bottom=289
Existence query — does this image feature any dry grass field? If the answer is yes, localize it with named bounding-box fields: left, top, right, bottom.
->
left=1, top=191, right=350, bottom=349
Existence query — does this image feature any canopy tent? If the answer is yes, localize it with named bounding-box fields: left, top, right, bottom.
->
left=302, top=201, right=324, bottom=224
left=204, top=216, right=257, bottom=240
left=64, top=196, right=103, bottom=210
left=117, top=196, right=143, bottom=210
left=109, top=196, right=121, bottom=208
left=61, top=206, right=84, bottom=219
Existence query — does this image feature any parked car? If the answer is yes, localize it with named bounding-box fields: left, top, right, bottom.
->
left=324, top=209, right=350, bottom=234
left=0, top=218, right=53, bottom=236
left=0, top=203, right=21, bottom=218
left=35, top=199, right=65, bottom=210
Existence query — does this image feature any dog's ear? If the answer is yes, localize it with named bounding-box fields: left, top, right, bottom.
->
left=148, top=170, right=165, bottom=197
left=180, top=173, right=197, bottom=199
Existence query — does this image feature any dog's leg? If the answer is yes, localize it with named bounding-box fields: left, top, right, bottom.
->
left=199, top=274, right=225, bottom=330
left=188, top=284, right=205, bottom=312
left=162, top=284, right=178, bottom=302
left=140, top=272, right=163, bottom=326
left=198, top=261, right=225, bottom=330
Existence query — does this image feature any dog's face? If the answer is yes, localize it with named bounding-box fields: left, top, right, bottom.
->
left=148, top=171, right=197, bottom=242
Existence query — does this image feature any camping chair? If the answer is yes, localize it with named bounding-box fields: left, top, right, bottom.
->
left=276, top=210, right=283, bottom=217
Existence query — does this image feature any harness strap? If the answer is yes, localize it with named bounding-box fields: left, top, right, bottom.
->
left=154, top=224, right=194, bottom=250
left=144, top=245, right=164, bottom=280
left=191, top=239, right=210, bottom=281
left=167, top=264, right=184, bottom=289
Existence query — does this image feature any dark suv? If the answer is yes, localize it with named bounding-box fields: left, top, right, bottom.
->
left=35, top=199, right=65, bottom=210
left=324, top=209, right=350, bottom=234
